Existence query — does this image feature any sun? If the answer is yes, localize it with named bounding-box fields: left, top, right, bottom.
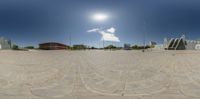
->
left=92, top=13, right=108, bottom=22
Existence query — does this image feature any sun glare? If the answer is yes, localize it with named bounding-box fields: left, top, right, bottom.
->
left=92, top=13, right=108, bottom=22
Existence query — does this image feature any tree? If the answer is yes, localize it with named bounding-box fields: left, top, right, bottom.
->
left=12, top=45, right=19, bottom=50
left=25, top=46, right=34, bottom=49
left=145, top=45, right=150, bottom=49
left=73, top=44, right=87, bottom=50
left=132, top=45, right=138, bottom=49
left=132, top=45, right=150, bottom=50
left=104, top=45, right=117, bottom=49
left=91, top=46, right=97, bottom=49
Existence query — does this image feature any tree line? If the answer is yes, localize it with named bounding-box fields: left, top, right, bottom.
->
left=11, top=44, right=151, bottom=50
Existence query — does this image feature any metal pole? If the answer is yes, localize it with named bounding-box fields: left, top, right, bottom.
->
left=70, top=32, right=72, bottom=50
left=144, top=31, right=146, bottom=51
left=103, top=39, right=105, bottom=50
left=68, top=32, right=72, bottom=50
left=143, top=21, right=146, bottom=52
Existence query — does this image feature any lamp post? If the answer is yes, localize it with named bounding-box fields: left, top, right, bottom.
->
left=143, top=21, right=146, bottom=52
left=103, top=38, right=105, bottom=50
left=69, top=32, right=72, bottom=50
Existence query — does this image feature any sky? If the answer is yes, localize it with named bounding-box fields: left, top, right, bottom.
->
left=0, top=0, right=200, bottom=47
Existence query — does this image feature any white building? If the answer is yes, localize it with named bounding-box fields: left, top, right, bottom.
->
left=149, top=41, right=157, bottom=46
left=195, top=44, right=200, bottom=50
left=164, top=35, right=200, bottom=50
left=154, top=44, right=164, bottom=50
left=0, top=37, right=11, bottom=50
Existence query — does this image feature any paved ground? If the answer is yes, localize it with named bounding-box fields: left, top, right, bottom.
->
left=0, top=50, right=200, bottom=99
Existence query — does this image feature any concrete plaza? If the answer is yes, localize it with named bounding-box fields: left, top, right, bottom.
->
left=0, top=50, right=199, bottom=99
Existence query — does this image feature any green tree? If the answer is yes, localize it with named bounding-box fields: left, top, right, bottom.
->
left=25, top=46, right=34, bottom=49
left=104, top=45, right=117, bottom=49
left=73, top=44, right=87, bottom=50
left=12, top=45, right=19, bottom=50
left=132, top=45, right=138, bottom=49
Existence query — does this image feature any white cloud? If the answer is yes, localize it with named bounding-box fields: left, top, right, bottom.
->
left=87, top=27, right=120, bottom=42
left=99, top=31, right=120, bottom=42
left=106, top=27, right=115, bottom=33
left=87, top=28, right=100, bottom=32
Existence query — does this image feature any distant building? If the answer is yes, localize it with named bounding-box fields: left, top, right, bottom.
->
left=164, top=35, right=200, bottom=50
left=149, top=41, right=157, bottom=47
left=39, top=42, right=68, bottom=50
left=0, top=37, right=11, bottom=50
left=185, top=40, right=200, bottom=50
left=124, top=43, right=131, bottom=50
left=154, top=44, right=164, bottom=50
left=163, top=38, right=169, bottom=49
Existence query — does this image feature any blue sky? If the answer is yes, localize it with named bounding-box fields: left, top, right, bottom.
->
left=0, top=0, right=200, bottom=47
